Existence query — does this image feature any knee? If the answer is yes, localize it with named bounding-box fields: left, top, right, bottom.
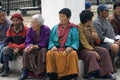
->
left=111, top=44, right=119, bottom=53
left=2, top=47, right=10, bottom=55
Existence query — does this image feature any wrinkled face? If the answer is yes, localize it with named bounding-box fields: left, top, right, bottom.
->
left=114, top=6, right=120, bottom=16
left=31, top=18, right=40, bottom=31
left=11, top=18, right=22, bottom=26
left=59, top=14, right=70, bottom=25
left=100, top=10, right=109, bottom=18
left=0, top=11, right=6, bottom=24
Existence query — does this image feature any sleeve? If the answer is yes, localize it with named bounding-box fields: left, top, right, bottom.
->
left=93, top=21, right=115, bottom=44
left=4, top=27, right=13, bottom=46
left=70, top=28, right=79, bottom=50
left=48, top=27, right=56, bottom=50
left=7, top=42, right=25, bottom=50
left=79, top=27, right=94, bottom=50
left=109, top=17, right=118, bottom=35
left=25, top=28, right=32, bottom=47
left=38, top=27, right=51, bottom=48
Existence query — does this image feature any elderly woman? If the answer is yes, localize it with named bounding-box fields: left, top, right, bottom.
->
left=18, top=14, right=50, bottom=80
left=0, top=13, right=28, bottom=77
left=46, top=8, right=79, bottom=80
left=78, top=10, right=116, bottom=80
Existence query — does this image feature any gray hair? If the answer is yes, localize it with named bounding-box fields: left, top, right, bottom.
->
left=32, top=14, right=44, bottom=25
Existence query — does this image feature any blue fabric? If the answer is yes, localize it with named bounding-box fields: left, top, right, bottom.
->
left=0, top=42, right=5, bottom=63
left=22, top=69, right=28, bottom=76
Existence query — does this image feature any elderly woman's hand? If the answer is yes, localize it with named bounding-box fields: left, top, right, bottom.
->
left=24, top=44, right=34, bottom=53
left=14, top=48, right=19, bottom=55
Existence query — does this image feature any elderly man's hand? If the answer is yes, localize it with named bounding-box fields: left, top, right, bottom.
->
left=14, top=48, right=19, bottom=55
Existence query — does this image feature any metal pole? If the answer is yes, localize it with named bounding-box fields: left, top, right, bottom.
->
left=33, top=0, right=35, bottom=7
left=97, top=0, right=99, bottom=5
left=7, top=0, right=10, bottom=16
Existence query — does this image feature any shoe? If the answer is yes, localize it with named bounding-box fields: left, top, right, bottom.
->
left=88, top=76, right=96, bottom=80
left=1, top=67, right=11, bottom=77
left=18, top=74, right=27, bottom=80
left=107, top=74, right=116, bottom=80
left=18, top=69, right=28, bottom=80
left=0, top=65, right=4, bottom=74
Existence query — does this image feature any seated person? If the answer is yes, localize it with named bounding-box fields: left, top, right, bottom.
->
left=46, top=8, right=79, bottom=80
left=18, top=14, right=50, bottom=80
left=0, top=13, right=28, bottom=77
left=93, top=4, right=120, bottom=72
left=78, top=10, right=116, bottom=80
left=0, top=8, right=11, bottom=73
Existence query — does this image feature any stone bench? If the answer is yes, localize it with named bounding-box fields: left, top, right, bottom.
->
left=19, top=7, right=41, bottom=16
left=0, top=57, right=84, bottom=78
left=9, top=56, right=22, bottom=72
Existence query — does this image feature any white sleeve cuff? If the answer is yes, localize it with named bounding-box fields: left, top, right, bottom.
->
left=104, top=37, right=114, bottom=44
left=116, top=35, right=120, bottom=40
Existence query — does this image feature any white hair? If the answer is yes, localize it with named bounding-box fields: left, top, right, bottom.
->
left=32, top=14, right=44, bottom=25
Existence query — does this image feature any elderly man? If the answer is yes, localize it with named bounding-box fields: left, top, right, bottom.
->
left=93, top=4, right=120, bottom=73
left=0, top=13, right=28, bottom=77
left=0, top=8, right=11, bottom=74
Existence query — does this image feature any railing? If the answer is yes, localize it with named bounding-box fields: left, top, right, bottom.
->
left=0, top=0, right=41, bottom=15
left=86, top=0, right=113, bottom=5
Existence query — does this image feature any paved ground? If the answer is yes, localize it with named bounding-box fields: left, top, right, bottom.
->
left=0, top=69, right=120, bottom=80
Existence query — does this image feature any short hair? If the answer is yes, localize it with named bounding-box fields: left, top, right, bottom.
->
left=59, top=8, right=71, bottom=18
left=32, top=14, right=44, bottom=25
left=80, top=10, right=93, bottom=24
left=113, top=1, right=120, bottom=10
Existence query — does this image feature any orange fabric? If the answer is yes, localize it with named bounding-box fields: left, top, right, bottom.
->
left=46, top=50, right=79, bottom=77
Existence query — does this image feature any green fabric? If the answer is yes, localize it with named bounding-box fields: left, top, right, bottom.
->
left=48, top=24, right=79, bottom=50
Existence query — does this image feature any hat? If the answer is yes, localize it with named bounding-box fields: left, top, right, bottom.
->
left=85, top=1, right=91, bottom=9
left=97, top=4, right=110, bottom=12
left=11, top=13, right=23, bottom=21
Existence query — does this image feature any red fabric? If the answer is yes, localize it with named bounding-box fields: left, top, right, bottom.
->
left=28, top=71, right=44, bottom=79
left=11, top=13, right=23, bottom=21
left=6, top=25, right=28, bottom=50
left=58, top=23, right=77, bottom=50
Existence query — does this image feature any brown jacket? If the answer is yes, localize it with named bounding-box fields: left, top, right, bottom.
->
left=78, top=23, right=100, bottom=50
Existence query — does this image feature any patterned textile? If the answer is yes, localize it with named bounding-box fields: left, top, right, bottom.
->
left=23, top=48, right=47, bottom=76
left=46, top=50, right=79, bottom=77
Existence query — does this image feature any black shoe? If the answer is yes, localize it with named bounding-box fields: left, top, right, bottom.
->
left=1, top=67, right=11, bottom=77
left=0, top=65, right=4, bottom=74
left=18, top=74, right=27, bottom=80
